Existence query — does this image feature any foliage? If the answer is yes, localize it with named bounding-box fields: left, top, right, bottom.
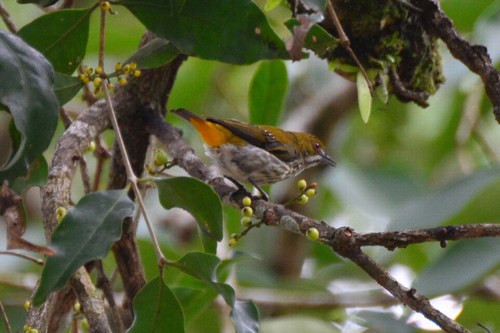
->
left=1, top=0, right=500, bottom=332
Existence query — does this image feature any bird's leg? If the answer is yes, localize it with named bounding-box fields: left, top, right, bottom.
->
left=248, top=178, right=269, bottom=202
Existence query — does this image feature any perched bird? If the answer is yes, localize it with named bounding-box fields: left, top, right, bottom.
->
left=172, top=108, right=336, bottom=199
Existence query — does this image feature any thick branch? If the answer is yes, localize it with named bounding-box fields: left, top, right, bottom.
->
left=414, top=0, right=500, bottom=122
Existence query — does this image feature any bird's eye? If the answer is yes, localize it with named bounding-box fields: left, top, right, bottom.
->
left=313, top=142, right=321, bottom=151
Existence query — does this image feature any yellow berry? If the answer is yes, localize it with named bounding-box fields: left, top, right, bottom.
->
left=23, top=300, right=30, bottom=311
left=95, top=66, right=103, bottom=74
left=107, top=83, right=115, bottom=90
left=297, top=179, right=307, bottom=191
left=56, top=207, right=67, bottom=223
left=80, top=318, right=89, bottom=330
left=305, top=188, right=316, bottom=198
left=30, top=329, right=39, bottom=333
left=84, top=66, right=93, bottom=75
left=129, top=62, right=137, bottom=70
left=133, top=70, right=142, bottom=77
left=153, top=150, right=168, bottom=166
left=122, top=64, right=131, bottom=74
left=93, top=87, right=101, bottom=95
left=228, top=238, right=237, bottom=247
left=306, top=227, right=319, bottom=241
left=100, top=1, right=111, bottom=11
left=79, top=74, right=90, bottom=84
left=87, top=141, right=96, bottom=153
left=93, top=77, right=102, bottom=87
left=242, top=196, right=252, bottom=207
left=241, top=216, right=252, bottom=227
left=23, top=325, right=30, bottom=332
left=114, top=62, right=122, bottom=71
left=230, top=233, right=237, bottom=239
left=242, top=206, right=253, bottom=217
left=297, top=194, right=309, bottom=205
left=74, top=302, right=81, bottom=313
left=119, top=77, right=127, bottom=86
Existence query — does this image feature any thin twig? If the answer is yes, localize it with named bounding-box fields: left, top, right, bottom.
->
left=0, top=300, right=12, bottom=333
left=0, top=1, right=17, bottom=34
left=0, top=251, right=44, bottom=265
left=326, top=0, right=373, bottom=93
left=95, top=261, right=125, bottom=333
left=98, top=6, right=166, bottom=266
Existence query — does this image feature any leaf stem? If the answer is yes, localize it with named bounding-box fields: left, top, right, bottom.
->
left=98, top=1, right=167, bottom=267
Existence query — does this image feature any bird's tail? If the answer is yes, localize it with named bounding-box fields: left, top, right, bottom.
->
left=172, top=108, right=204, bottom=122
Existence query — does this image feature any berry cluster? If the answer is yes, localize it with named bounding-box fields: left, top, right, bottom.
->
left=78, top=62, right=142, bottom=95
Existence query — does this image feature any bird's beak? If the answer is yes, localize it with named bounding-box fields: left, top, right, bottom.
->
left=320, top=150, right=336, bottom=167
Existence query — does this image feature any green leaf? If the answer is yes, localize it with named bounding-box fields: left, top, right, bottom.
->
left=170, top=252, right=239, bottom=308
left=126, top=38, right=180, bottom=69
left=10, top=156, right=48, bottom=193
left=119, top=0, right=289, bottom=64
left=33, top=190, right=134, bottom=306
left=249, top=60, right=288, bottom=126
left=128, top=277, right=185, bottom=333
left=172, top=286, right=218, bottom=323
left=0, top=31, right=59, bottom=182
left=231, top=300, right=259, bottom=333
left=414, top=238, right=500, bottom=296
left=264, top=0, right=282, bottom=11
left=17, top=0, right=58, bottom=7
left=389, top=168, right=500, bottom=230
left=155, top=177, right=223, bottom=252
left=17, top=8, right=92, bottom=74
left=54, top=72, right=83, bottom=106
left=356, top=70, right=372, bottom=123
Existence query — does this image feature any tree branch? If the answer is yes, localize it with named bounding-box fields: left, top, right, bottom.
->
left=413, top=0, right=500, bottom=122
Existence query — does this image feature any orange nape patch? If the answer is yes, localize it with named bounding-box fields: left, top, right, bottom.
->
left=189, top=117, right=234, bottom=147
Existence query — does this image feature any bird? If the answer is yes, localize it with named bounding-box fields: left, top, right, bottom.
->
left=172, top=108, right=336, bottom=199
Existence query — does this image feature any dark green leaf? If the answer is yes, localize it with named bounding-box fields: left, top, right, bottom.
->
left=357, top=70, right=372, bottom=123
left=249, top=60, right=288, bottom=126
left=0, top=31, right=59, bottom=182
left=17, top=0, right=58, bottom=6
left=156, top=177, right=223, bottom=251
left=126, top=38, right=180, bottom=69
left=54, top=72, right=83, bottom=106
left=414, top=238, right=500, bottom=296
left=171, top=252, right=235, bottom=305
left=119, top=0, right=289, bottom=64
left=172, top=286, right=218, bottom=323
left=128, top=277, right=185, bottom=333
left=10, top=156, right=48, bottom=193
left=230, top=300, right=259, bottom=333
left=17, top=8, right=92, bottom=74
left=33, top=190, right=134, bottom=306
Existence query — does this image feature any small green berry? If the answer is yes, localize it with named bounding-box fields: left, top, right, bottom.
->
left=56, top=207, right=67, bottom=223
left=228, top=238, right=237, bottom=247
left=93, top=77, right=102, bottom=87
left=297, top=194, right=309, bottom=205
left=242, top=206, right=253, bottom=217
left=23, top=325, right=30, bottom=332
left=87, top=141, right=96, bottom=153
left=241, top=216, right=252, bottom=227
left=74, top=302, right=81, bottom=313
left=23, top=300, right=30, bottom=311
left=306, top=227, right=319, bottom=241
left=305, top=188, right=316, bottom=198
left=297, top=179, right=307, bottom=191
left=242, top=196, right=252, bottom=207
left=30, top=329, right=39, bottom=333
left=153, top=150, right=168, bottom=166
